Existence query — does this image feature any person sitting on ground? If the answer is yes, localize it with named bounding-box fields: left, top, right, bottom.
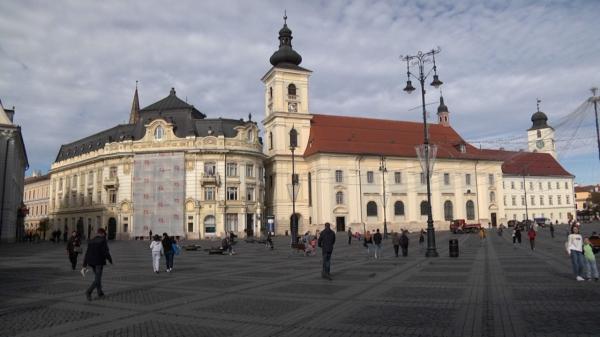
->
left=221, top=236, right=233, bottom=255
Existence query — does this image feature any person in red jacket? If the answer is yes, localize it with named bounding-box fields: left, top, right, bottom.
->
left=527, top=227, right=537, bottom=251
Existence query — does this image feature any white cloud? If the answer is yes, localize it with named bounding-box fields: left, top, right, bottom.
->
left=1, top=0, right=599, bottom=183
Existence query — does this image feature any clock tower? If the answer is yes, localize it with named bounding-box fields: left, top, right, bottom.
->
left=261, top=14, right=312, bottom=236
left=527, top=99, right=556, bottom=158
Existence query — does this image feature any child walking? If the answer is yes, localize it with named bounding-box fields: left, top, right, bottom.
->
left=150, top=234, right=163, bottom=273
left=583, top=237, right=599, bottom=281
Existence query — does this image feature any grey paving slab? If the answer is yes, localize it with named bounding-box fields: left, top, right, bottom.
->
left=1, top=223, right=600, bottom=337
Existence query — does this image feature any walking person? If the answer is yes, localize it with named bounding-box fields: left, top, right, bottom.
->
left=400, top=230, right=409, bottom=257
left=527, top=227, right=536, bottom=250
left=347, top=228, right=352, bottom=245
left=512, top=227, right=522, bottom=245
left=317, top=222, right=336, bottom=280
left=162, top=233, right=175, bottom=272
left=566, top=226, right=585, bottom=281
left=150, top=234, right=163, bottom=273
left=266, top=231, right=274, bottom=250
left=364, top=230, right=373, bottom=258
left=392, top=231, right=400, bottom=257
left=479, top=227, right=487, bottom=243
left=66, top=231, right=82, bottom=270
left=83, top=228, right=113, bottom=301
left=419, top=229, right=425, bottom=248
left=549, top=222, right=555, bottom=238
left=373, top=229, right=383, bottom=259
left=583, top=237, right=599, bottom=281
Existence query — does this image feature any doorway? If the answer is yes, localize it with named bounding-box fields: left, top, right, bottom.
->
left=491, top=213, right=497, bottom=227
left=77, top=218, right=84, bottom=236
left=246, top=213, right=254, bottom=237
left=336, top=216, right=346, bottom=232
left=107, top=217, right=117, bottom=240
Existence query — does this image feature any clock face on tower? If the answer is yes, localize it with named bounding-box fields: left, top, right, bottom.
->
left=288, top=102, right=297, bottom=113
left=536, top=139, right=545, bottom=149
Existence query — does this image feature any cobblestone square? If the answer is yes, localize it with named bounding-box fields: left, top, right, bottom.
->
left=1, top=223, right=600, bottom=337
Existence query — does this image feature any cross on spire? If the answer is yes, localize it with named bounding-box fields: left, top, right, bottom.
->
left=284, top=10, right=287, bottom=24
left=536, top=98, right=541, bottom=112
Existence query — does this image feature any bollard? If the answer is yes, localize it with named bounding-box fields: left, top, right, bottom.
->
left=449, top=239, right=459, bottom=258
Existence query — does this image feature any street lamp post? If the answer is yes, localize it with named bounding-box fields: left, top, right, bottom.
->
left=379, top=156, right=388, bottom=239
left=289, top=127, right=298, bottom=245
left=402, top=48, right=443, bottom=258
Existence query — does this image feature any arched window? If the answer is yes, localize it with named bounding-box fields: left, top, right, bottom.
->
left=444, top=200, right=453, bottom=221
left=154, top=126, right=164, bottom=140
left=489, top=191, right=496, bottom=203
left=269, top=131, right=273, bottom=150
left=394, top=201, right=405, bottom=216
left=466, top=200, right=475, bottom=220
left=420, top=201, right=429, bottom=216
left=269, top=87, right=273, bottom=100
left=204, top=215, right=216, bottom=234
left=336, top=191, right=344, bottom=205
left=366, top=201, right=378, bottom=216
left=288, top=83, right=296, bottom=96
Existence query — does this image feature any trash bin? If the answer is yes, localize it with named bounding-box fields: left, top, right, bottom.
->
left=449, top=239, right=459, bottom=258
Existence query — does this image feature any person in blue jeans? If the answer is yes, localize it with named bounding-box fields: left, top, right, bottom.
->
left=566, top=226, right=585, bottom=281
left=162, top=233, right=175, bottom=273
left=318, top=223, right=336, bottom=280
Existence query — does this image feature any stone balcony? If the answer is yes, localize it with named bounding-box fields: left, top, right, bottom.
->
left=103, top=176, right=119, bottom=190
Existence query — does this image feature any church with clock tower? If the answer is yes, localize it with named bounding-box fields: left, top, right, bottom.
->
left=527, top=101, right=556, bottom=159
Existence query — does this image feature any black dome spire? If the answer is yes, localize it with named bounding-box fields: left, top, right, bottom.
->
left=437, top=95, right=448, bottom=113
left=529, top=98, right=551, bottom=130
left=269, top=12, right=302, bottom=67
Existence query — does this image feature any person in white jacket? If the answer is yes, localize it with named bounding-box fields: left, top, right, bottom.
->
left=149, top=234, right=163, bottom=274
left=566, top=226, right=585, bottom=281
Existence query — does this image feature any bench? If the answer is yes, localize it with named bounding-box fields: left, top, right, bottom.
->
left=183, top=244, right=202, bottom=251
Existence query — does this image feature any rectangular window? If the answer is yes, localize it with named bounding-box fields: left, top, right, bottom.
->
left=226, top=213, right=238, bottom=232
left=530, top=195, right=535, bottom=206
left=503, top=196, right=506, bottom=206
left=87, top=188, right=93, bottom=205
left=109, top=190, right=117, bottom=204
left=540, top=196, right=544, bottom=206
left=558, top=195, right=562, bottom=205
left=394, top=172, right=402, bottom=184
left=367, top=171, right=374, bottom=184
left=96, top=190, right=102, bottom=204
left=258, top=167, right=264, bottom=182
left=226, top=163, right=237, bottom=177
left=538, top=182, right=542, bottom=190
left=245, top=164, right=254, bottom=178
left=187, top=216, right=194, bottom=233
left=444, top=173, right=450, bottom=185
left=565, top=182, right=569, bottom=189
left=488, top=174, right=494, bottom=185
left=548, top=182, right=551, bottom=189
left=511, top=196, right=516, bottom=206
left=109, top=166, right=117, bottom=178
left=566, top=195, right=570, bottom=204
left=269, top=175, right=274, bottom=190
left=511, top=181, right=515, bottom=189
left=88, top=171, right=93, bottom=185
left=204, top=187, right=215, bottom=201
left=204, top=162, right=216, bottom=175
left=246, top=187, right=254, bottom=201
left=123, top=217, right=128, bottom=233
left=520, top=181, right=524, bottom=189
left=556, top=182, right=560, bottom=189
left=59, top=178, right=63, bottom=190
left=530, top=182, right=533, bottom=190
left=227, top=187, right=238, bottom=200
left=521, top=196, right=525, bottom=206
left=335, top=170, right=343, bottom=183
left=466, top=174, right=471, bottom=186
left=549, top=196, right=553, bottom=205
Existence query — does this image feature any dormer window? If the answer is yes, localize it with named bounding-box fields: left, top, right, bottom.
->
left=154, top=126, right=164, bottom=140
left=459, top=144, right=466, bottom=153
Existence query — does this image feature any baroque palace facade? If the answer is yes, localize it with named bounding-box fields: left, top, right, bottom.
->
left=49, top=88, right=265, bottom=240
left=47, top=18, right=576, bottom=239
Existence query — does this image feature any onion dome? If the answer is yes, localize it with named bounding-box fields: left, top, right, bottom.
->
left=437, top=95, right=448, bottom=113
left=269, top=14, right=302, bottom=67
left=529, top=99, right=552, bottom=130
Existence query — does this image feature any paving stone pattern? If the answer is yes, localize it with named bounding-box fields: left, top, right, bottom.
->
left=1, top=223, right=600, bottom=337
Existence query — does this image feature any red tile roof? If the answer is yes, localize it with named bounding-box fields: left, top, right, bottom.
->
left=304, top=114, right=573, bottom=177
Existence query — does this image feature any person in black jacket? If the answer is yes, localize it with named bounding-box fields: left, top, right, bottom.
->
left=66, top=231, right=82, bottom=270
left=162, top=233, right=175, bottom=272
left=399, top=231, right=409, bottom=257
left=317, top=223, right=336, bottom=280
left=83, top=228, right=113, bottom=301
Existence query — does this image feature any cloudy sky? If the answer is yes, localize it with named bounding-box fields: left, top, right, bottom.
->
left=1, top=0, right=599, bottom=184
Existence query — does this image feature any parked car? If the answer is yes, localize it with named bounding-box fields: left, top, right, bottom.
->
left=450, top=219, right=481, bottom=233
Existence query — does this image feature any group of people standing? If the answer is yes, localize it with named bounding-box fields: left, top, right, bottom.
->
left=566, top=226, right=598, bottom=281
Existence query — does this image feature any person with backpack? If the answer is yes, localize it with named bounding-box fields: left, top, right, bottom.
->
left=150, top=234, right=163, bottom=274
